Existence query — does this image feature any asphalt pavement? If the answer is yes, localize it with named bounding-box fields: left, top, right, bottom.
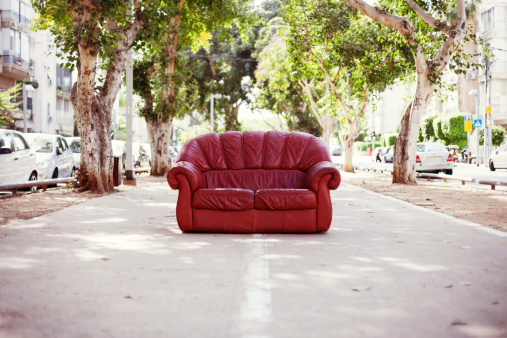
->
left=0, top=176, right=506, bottom=337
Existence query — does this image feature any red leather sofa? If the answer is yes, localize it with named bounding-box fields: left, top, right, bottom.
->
left=167, top=131, right=341, bottom=233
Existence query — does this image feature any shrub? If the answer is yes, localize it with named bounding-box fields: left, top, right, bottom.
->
left=479, top=125, right=506, bottom=147
left=388, top=135, right=397, bottom=146
left=420, top=114, right=438, bottom=141
left=440, top=113, right=467, bottom=148
left=432, top=116, right=446, bottom=144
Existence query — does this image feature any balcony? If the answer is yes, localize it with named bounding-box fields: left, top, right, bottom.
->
left=0, top=10, right=31, bottom=33
left=1, top=55, right=30, bottom=79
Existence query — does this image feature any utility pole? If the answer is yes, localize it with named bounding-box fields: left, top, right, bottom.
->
left=123, top=0, right=135, bottom=185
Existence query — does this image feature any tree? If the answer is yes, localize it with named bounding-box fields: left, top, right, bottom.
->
left=133, top=1, right=250, bottom=177
left=32, top=0, right=146, bottom=193
left=344, top=0, right=476, bottom=183
left=0, top=84, right=20, bottom=128
left=255, top=23, right=322, bottom=136
left=282, top=0, right=413, bottom=172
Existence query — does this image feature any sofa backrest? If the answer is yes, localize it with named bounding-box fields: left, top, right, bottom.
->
left=178, top=131, right=330, bottom=171
left=177, top=131, right=331, bottom=190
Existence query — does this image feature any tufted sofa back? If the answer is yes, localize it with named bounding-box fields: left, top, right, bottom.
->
left=177, top=131, right=331, bottom=190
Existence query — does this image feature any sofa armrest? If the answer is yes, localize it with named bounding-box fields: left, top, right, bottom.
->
left=303, top=161, right=341, bottom=193
left=167, top=161, right=205, bottom=191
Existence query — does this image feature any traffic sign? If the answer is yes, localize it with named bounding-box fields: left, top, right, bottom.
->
left=464, top=121, right=473, bottom=132
left=464, top=115, right=473, bottom=121
left=473, top=119, right=483, bottom=128
left=486, top=105, right=492, bottom=114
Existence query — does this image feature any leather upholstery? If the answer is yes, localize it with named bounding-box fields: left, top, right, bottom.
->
left=255, top=189, right=316, bottom=210
left=204, top=169, right=305, bottom=190
left=193, top=188, right=254, bottom=211
left=303, top=161, right=342, bottom=193
left=168, top=131, right=340, bottom=233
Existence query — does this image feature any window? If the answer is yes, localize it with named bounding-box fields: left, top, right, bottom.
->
left=20, top=33, right=29, bottom=60
left=12, top=133, right=28, bottom=151
left=482, top=8, right=495, bottom=32
left=0, top=133, right=14, bottom=150
left=61, top=138, right=69, bottom=151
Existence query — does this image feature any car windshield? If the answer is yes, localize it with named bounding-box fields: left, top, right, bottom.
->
left=69, top=140, right=80, bottom=153
left=417, top=144, right=446, bottom=152
left=30, top=137, right=53, bottom=153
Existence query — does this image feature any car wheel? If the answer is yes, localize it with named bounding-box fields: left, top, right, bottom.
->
left=50, top=168, right=58, bottom=188
left=489, top=160, right=496, bottom=171
left=28, top=172, right=37, bottom=192
left=71, top=166, right=76, bottom=177
left=445, top=169, right=453, bottom=175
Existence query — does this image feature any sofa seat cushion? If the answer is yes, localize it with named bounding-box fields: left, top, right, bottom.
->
left=255, top=189, right=317, bottom=210
left=193, top=188, right=254, bottom=211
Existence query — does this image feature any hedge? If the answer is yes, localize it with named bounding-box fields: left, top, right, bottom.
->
left=479, top=125, right=506, bottom=147
left=420, top=114, right=438, bottom=141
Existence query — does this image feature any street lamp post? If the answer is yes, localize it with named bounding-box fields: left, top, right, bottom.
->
left=22, top=83, right=35, bottom=133
left=210, top=93, right=222, bottom=132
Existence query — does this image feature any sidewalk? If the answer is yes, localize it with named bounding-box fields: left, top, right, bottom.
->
left=0, top=178, right=506, bottom=337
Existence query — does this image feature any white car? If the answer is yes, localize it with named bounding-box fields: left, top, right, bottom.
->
left=489, top=144, right=507, bottom=171
left=0, top=129, right=38, bottom=185
left=24, top=133, right=75, bottom=179
left=416, top=142, right=454, bottom=175
left=66, top=137, right=81, bottom=170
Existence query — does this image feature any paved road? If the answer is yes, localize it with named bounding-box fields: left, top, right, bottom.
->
left=0, top=178, right=506, bottom=337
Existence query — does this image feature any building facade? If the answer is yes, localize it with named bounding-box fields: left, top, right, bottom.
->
left=478, top=0, right=507, bottom=128
left=1, top=0, right=75, bottom=136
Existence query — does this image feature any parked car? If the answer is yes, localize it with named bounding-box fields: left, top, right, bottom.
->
left=24, top=133, right=75, bottom=179
left=488, top=144, right=507, bottom=171
left=0, top=129, right=38, bottom=186
left=372, top=147, right=387, bottom=162
left=383, top=147, right=394, bottom=163
left=416, top=142, right=454, bottom=175
left=66, top=137, right=81, bottom=170
left=332, top=146, right=342, bottom=156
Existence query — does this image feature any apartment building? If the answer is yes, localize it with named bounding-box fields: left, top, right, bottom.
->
left=478, top=0, right=507, bottom=128
left=0, top=0, right=74, bottom=136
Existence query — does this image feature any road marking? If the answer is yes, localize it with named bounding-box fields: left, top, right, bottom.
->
left=240, top=234, right=273, bottom=338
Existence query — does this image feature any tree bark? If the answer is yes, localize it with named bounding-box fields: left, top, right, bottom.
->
left=143, top=0, right=185, bottom=176
left=392, top=73, right=434, bottom=183
left=147, top=119, right=173, bottom=176
left=70, top=0, right=142, bottom=193
left=343, top=119, right=360, bottom=172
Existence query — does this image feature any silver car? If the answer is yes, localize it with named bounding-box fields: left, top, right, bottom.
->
left=25, top=133, right=75, bottom=179
left=0, top=129, right=38, bottom=185
left=416, top=142, right=454, bottom=175
left=489, top=144, right=507, bottom=171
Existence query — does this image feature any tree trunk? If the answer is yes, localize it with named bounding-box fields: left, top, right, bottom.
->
left=147, top=119, right=172, bottom=176
left=392, top=73, right=434, bottom=183
left=343, top=119, right=360, bottom=172
left=72, top=89, right=114, bottom=193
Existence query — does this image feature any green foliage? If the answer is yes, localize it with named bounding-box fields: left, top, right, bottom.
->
left=430, top=113, right=468, bottom=148
left=179, top=124, right=211, bottom=143
left=0, top=84, right=21, bottom=128
left=420, top=114, right=439, bottom=141
left=479, top=125, right=506, bottom=147
left=388, top=135, right=397, bottom=147
left=432, top=117, right=446, bottom=143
